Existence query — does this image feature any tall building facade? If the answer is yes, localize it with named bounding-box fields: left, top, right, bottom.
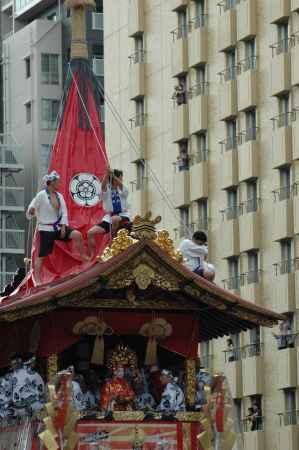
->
left=0, top=0, right=104, bottom=290
left=103, top=0, right=299, bottom=449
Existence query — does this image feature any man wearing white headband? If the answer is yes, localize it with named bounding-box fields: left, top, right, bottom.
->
left=27, top=171, right=89, bottom=285
left=157, top=369, right=185, bottom=413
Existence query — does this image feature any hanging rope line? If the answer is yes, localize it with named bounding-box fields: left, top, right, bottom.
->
left=95, top=78, right=192, bottom=237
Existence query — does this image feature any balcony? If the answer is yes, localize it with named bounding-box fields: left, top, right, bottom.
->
left=224, top=360, right=242, bottom=398
left=292, top=112, right=299, bottom=159
left=291, top=0, right=299, bottom=12
left=130, top=180, right=148, bottom=216
left=273, top=266, right=295, bottom=313
left=243, top=430, right=265, bottom=450
left=217, top=7, right=237, bottom=52
left=238, top=133, right=259, bottom=182
left=190, top=160, right=208, bottom=201
left=218, top=76, right=237, bottom=120
left=237, top=61, right=257, bottom=111
left=188, top=17, right=207, bottom=67
left=291, top=37, right=299, bottom=86
left=270, top=50, right=291, bottom=96
left=0, top=230, right=25, bottom=253
left=91, top=12, right=103, bottom=31
left=242, top=348, right=263, bottom=396
left=220, top=146, right=238, bottom=189
left=271, top=117, right=293, bottom=168
left=272, top=194, right=293, bottom=241
left=239, top=207, right=260, bottom=252
left=237, top=0, right=256, bottom=41
left=277, top=348, right=297, bottom=388
left=270, top=0, right=291, bottom=23
left=129, top=116, right=147, bottom=160
left=172, top=104, right=189, bottom=142
left=0, top=136, right=23, bottom=171
left=0, top=272, right=15, bottom=292
left=0, top=187, right=24, bottom=211
left=171, top=27, right=188, bottom=77
left=171, top=0, right=189, bottom=10
left=92, top=58, right=104, bottom=77
left=240, top=272, right=262, bottom=305
left=128, top=0, right=144, bottom=36
left=128, top=51, right=145, bottom=99
left=173, top=170, right=190, bottom=208
left=220, top=213, right=240, bottom=258
left=277, top=424, right=299, bottom=450
left=188, top=83, right=208, bottom=134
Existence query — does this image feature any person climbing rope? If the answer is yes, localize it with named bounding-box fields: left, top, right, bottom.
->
left=87, top=168, right=132, bottom=257
left=26, top=171, right=89, bottom=285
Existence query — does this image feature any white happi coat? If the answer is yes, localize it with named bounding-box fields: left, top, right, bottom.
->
left=82, top=390, right=96, bottom=410
left=135, top=392, right=156, bottom=410
left=0, top=375, right=12, bottom=418
left=72, top=381, right=86, bottom=411
left=157, top=382, right=185, bottom=412
left=10, top=367, right=36, bottom=416
left=25, top=368, right=45, bottom=413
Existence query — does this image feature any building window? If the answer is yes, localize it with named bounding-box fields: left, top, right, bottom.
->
left=249, top=326, right=261, bottom=356
left=226, top=187, right=238, bottom=220
left=178, top=206, right=189, bottom=238
left=41, top=54, right=59, bottom=85
left=177, top=9, right=188, bottom=39
left=47, top=12, right=57, bottom=21
left=247, top=396, right=263, bottom=431
left=225, top=119, right=237, bottom=151
left=134, top=98, right=145, bottom=127
left=135, top=159, right=145, bottom=190
left=244, top=38, right=256, bottom=71
left=193, top=0, right=205, bottom=27
left=248, top=251, right=259, bottom=284
left=40, top=144, right=52, bottom=176
left=197, top=199, right=208, bottom=230
left=245, top=109, right=257, bottom=141
left=131, top=34, right=145, bottom=63
left=41, top=99, right=60, bottom=129
left=194, top=131, right=208, bottom=163
left=227, top=257, right=239, bottom=290
left=245, top=179, right=258, bottom=213
left=172, top=75, right=187, bottom=106
left=277, top=21, right=289, bottom=54
left=224, top=48, right=236, bottom=81
left=234, top=399, right=242, bottom=429
left=280, top=239, right=293, bottom=274
left=277, top=94, right=291, bottom=127
left=283, top=389, right=297, bottom=426
left=176, top=141, right=189, bottom=171
left=273, top=314, right=295, bottom=350
left=190, top=65, right=207, bottom=96
left=25, top=57, right=31, bottom=78
left=279, top=166, right=291, bottom=200
left=25, top=102, right=31, bottom=124
left=200, top=340, right=212, bottom=369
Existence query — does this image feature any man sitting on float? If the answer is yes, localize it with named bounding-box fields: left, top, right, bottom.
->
left=100, top=345, right=136, bottom=413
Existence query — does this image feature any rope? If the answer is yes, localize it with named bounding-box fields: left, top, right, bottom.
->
left=96, top=79, right=192, bottom=237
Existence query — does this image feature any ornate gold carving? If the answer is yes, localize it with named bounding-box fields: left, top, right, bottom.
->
left=154, top=230, right=183, bottom=263
left=175, top=411, right=203, bottom=422
left=133, top=264, right=155, bottom=290
left=185, top=359, right=196, bottom=406
left=100, top=229, right=137, bottom=262
left=107, top=344, right=138, bottom=371
left=65, top=297, right=197, bottom=310
left=112, top=411, right=145, bottom=421
left=132, top=212, right=161, bottom=240
left=47, top=354, right=58, bottom=380
left=2, top=303, right=55, bottom=323
left=182, top=422, right=192, bottom=450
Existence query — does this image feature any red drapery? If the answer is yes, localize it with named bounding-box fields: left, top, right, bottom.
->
left=0, top=310, right=199, bottom=367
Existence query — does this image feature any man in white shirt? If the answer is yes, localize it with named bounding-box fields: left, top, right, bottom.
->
left=179, top=231, right=215, bottom=282
left=87, top=168, right=132, bottom=257
left=27, top=171, right=88, bottom=285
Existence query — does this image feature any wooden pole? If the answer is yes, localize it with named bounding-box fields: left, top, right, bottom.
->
left=65, top=0, right=96, bottom=59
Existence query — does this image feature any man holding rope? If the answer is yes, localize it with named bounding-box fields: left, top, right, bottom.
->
left=87, top=168, right=131, bottom=257
left=27, top=171, right=89, bottom=285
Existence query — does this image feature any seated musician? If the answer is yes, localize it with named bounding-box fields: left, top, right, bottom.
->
left=157, top=370, right=186, bottom=413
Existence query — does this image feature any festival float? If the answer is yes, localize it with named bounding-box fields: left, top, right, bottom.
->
left=0, top=1, right=284, bottom=449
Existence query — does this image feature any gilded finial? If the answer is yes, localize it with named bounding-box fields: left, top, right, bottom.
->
left=132, top=211, right=161, bottom=240
left=154, top=230, right=183, bottom=263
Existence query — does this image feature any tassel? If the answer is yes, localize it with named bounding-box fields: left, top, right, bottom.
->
left=65, top=431, right=80, bottom=450
left=145, top=337, right=157, bottom=366
left=91, top=335, right=104, bottom=365
left=38, top=430, right=59, bottom=450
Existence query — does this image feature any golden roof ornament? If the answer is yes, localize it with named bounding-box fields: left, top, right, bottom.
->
left=65, top=0, right=96, bottom=59
left=100, top=229, right=137, bottom=261
left=132, top=212, right=162, bottom=240
left=154, top=230, right=183, bottom=263
left=107, top=344, right=138, bottom=371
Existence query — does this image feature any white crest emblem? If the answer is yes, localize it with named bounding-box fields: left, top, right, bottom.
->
left=70, top=173, right=101, bottom=207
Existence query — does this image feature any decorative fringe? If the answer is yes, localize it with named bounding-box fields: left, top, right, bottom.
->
left=91, top=335, right=104, bottom=365
left=38, top=430, right=59, bottom=450
left=144, top=337, right=157, bottom=366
